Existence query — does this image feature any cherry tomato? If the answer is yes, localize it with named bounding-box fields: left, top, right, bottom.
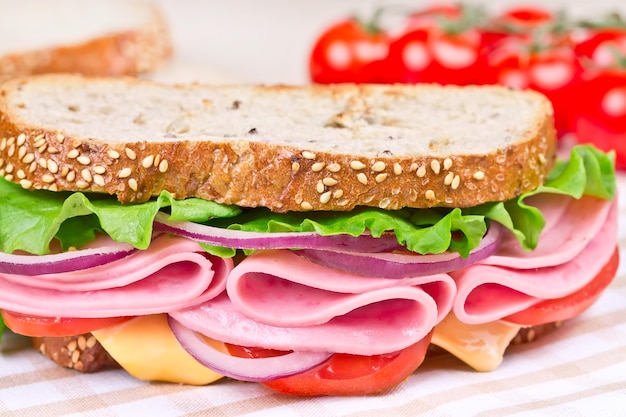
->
left=574, top=29, right=626, bottom=69
left=258, top=332, right=433, bottom=396
left=1, top=310, right=132, bottom=337
left=481, top=6, right=560, bottom=50
left=569, top=11, right=626, bottom=47
left=309, top=12, right=390, bottom=84
left=385, top=4, right=485, bottom=85
left=404, top=3, right=470, bottom=30
left=571, top=29, right=626, bottom=167
left=574, top=68, right=626, bottom=168
left=504, top=248, right=619, bottom=326
left=494, top=6, right=555, bottom=31
left=482, top=35, right=580, bottom=136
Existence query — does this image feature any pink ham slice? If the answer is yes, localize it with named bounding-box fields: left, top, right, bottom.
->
left=170, top=250, right=456, bottom=355
left=170, top=293, right=434, bottom=355
left=451, top=196, right=617, bottom=324
left=0, top=234, right=232, bottom=317
left=484, top=194, right=613, bottom=269
left=227, top=250, right=455, bottom=325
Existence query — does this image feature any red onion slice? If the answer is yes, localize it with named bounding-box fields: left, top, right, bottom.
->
left=154, top=212, right=402, bottom=253
left=168, top=316, right=332, bottom=382
left=0, top=242, right=137, bottom=276
left=295, top=223, right=504, bottom=278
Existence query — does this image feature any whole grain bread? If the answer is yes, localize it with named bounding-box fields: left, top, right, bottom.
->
left=0, top=0, right=171, bottom=82
left=32, top=333, right=118, bottom=373
left=0, top=74, right=557, bottom=212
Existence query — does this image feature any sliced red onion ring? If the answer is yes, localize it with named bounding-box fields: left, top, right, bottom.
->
left=168, top=316, right=332, bottom=382
left=154, top=212, right=402, bottom=253
left=294, top=223, right=504, bottom=278
left=0, top=242, right=137, bottom=276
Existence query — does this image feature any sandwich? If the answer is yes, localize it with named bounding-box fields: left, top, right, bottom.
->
left=0, top=0, right=171, bottom=82
left=0, top=74, right=618, bottom=395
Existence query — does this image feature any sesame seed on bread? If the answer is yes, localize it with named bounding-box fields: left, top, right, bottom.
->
left=0, top=74, right=557, bottom=212
left=0, top=0, right=172, bottom=82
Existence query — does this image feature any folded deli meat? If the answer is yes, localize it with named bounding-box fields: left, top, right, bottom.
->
left=452, top=194, right=616, bottom=323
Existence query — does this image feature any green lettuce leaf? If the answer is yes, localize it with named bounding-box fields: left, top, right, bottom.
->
left=0, top=182, right=241, bottom=255
left=468, top=145, right=616, bottom=250
left=209, top=207, right=486, bottom=257
left=0, top=144, right=616, bottom=257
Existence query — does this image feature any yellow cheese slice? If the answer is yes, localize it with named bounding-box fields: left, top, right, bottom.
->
left=431, top=313, right=521, bottom=372
left=92, top=314, right=223, bottom=385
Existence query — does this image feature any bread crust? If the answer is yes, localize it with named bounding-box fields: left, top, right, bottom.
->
left=0, top=6, right=171, bottom=82
left=0, top=77, right=557, bottom=212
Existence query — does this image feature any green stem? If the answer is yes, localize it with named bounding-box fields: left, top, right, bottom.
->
left=608, top=45, right=626, bottom=69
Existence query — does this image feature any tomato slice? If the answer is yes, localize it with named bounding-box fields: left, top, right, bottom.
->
left=225, top=343, right=290, bottom=359
left=243, top=332, right=434, bottom=396
left=1, top=311, right=132, bottom=337
left=504, top=248, right=619, bottom=326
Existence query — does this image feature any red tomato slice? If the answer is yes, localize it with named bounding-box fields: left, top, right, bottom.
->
left=256, top=332, right=433, bottom=396
left=504, top=248, right=619, bottom=326
left=225, top=343, right=289, bottom=358
left=1, top=311, right=132, bottom=337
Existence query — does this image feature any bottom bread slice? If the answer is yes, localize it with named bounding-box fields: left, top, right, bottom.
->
left=32, top=334, right=118, bottom=373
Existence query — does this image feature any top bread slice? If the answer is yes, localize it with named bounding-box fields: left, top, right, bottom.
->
left=0, top=74, right=557, bottom=212
left=0, top=0, right=171, bottom=82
